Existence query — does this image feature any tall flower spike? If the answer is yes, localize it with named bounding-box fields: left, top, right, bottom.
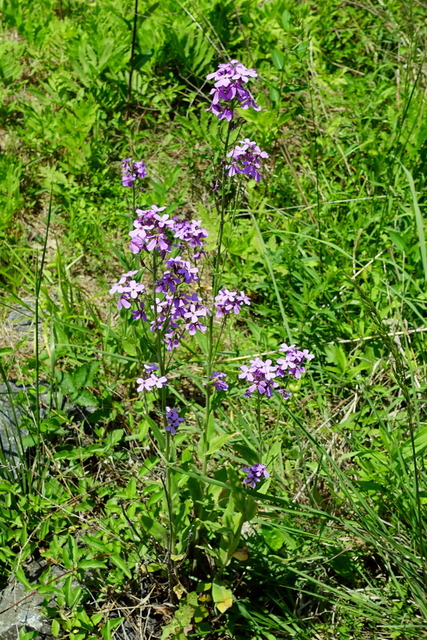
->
left=206, top=60, right=261, bottom=121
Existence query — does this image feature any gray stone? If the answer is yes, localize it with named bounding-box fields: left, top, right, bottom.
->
left=0, top=382, right=49, bottom=476
left=0, top=382, right=28, bottom=473
left=0, top=579, right=53, bottom=640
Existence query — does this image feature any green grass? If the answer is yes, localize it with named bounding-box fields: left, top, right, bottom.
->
left=0, top=0, right=427, bottom=638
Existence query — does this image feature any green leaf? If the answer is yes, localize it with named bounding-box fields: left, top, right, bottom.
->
left=15, top=567, right=32, bottom=590
left=73, top=362, right=99, bottom=388
left=110, top=554, right=132, bottom=579
left=78, top=559, right=107, bottom=570
left=388, top=228, right=408, bottom=252
left=281, top=9, right=292, bottom=29
left=122, top=339, right=137, bottom=356
left=206, top=433, right=236, bottom=456
left=51, top=619, right=61, bottom=637
left=212, top=582, right=233, bottom=613
left=73, top=389, right=98, bottom=407
left=101, top=617, right=123, bottom=640
left=271, top=50, right=285, bottom=71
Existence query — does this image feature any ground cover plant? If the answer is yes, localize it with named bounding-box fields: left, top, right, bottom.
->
left=0, top=0, right=427, bottom=638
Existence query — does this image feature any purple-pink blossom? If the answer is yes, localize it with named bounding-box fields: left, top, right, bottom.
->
left=136, top=364, right=167, bottom=392
left=129, top=208, right=208, bottom=257
left=206, top=60, right=261, bottom=121
left=276, top=343, right=314, bottom=379
left=156, top=258, right=199, bottom=294
left=214, top=289, right=250, bottom=318
left=226, top=139, right=269, bottom=182
left=110, top=271, right=145, bottom=311
left=242, top=463, right=269, bottom=488
left=239, top=357, right=279, bottom=398
left=121, top=158, right=147, bottom=187
left=150, top=293, right=211, bottom=350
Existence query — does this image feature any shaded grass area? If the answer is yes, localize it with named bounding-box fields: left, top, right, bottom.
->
left=1, top=0, right=427, bottom=638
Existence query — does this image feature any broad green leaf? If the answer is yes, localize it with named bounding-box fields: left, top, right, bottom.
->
left=271, top=50, right=285, bottom=70
left=110, top=554, right=132, bottom=579
left=212, top=582, right=233, bottom=613
left=206, top=432, right=236, bottom=456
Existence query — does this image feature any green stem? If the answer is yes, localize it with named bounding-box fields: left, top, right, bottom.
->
left=202, top=122, right=233, bottom=475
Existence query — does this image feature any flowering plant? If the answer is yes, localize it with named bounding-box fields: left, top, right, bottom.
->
left=110, top=59, right=314, bottom=608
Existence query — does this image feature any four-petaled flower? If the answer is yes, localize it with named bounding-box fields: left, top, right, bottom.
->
left=136, top=365, right=168, bottom=392
left=242, top=463, right=269, bottom=488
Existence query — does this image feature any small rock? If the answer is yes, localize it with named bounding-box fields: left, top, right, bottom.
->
left=0, top=579, right=53, bottom=640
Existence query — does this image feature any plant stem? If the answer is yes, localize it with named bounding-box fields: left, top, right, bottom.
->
left=126, top=0, right=139, bottom=118
left=202, top=122, right=232, bottom=474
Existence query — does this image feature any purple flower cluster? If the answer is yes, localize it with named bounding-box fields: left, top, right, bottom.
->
left=239, top=345, right=313, bottom=398
left=277, top=343, right=315, bottom=379
left=156, top=258, right=199, bottom=294
left=242, top=463, right=269, bottom=488
left=121, top=158, right=147, bottom=187
left=214, top=289, right=250, bottom=318
left=136, top=364, right=168, bottom=393
left=210, top=372, right=229, bottom=391
left=206, top=60, right=261, bottom=121
left=151, top=292, right=210, bottom=350
left=226, top=139, right=269, bottom=182
left=110, top=203, right=212, bottom=350
left=129, top=206, right=208, bottom=257
left=239, top=357, right=280, bottom=399
left=165, top=407, right=184, bottom=435
left=109, top=270, right=146, bottom=311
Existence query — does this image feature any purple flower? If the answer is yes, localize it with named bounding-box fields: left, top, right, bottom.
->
left=183, top=298, right=209, bottom=336
left=129, top=208, right=208, bottom=258
left=165, top=258, right=199, bottom=284
left=117, top=294, right=131, bottom=310
left=210, top=372, right=229, bottom=391
left=239, top=357, right=279, bottom=398
left=242, top=463, right=269, bottom=489
left=207, top=60, right=258, bottom=84
left=155, top=270, right=182, bottom=294
left=172, top=219, right=209, bottom=250
left=149, top=293, right=211, bottom=349
left=226, top=139, right=269, bottom=182
left=136, top=365, right=167, bottom=392
left=206, top=60, right=261, bottom=121
left=143, top=363, right=159, bottom=374
left=276, top=343, right=314, bottom=379
left=133, top=160, right=147, bottom=179
left=214, top=289, right=250, bottom=318
left=165, top=407, right=184, bottom=435
left=123, top=280, right=145, bottom=299
left=131, top=302, right=148, bottom=321
left=109, top=270, right=139, bottom=295
left=121, top=158, right=147, bottom=187
left=110, top=271, right=145, bottom=311
left=155, top=258, right=199, bottom=294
